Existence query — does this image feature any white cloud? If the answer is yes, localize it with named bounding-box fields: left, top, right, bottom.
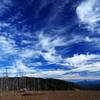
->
left=32, top=62, right=43, bottom=67
left=0, top=36, right=17, bottom=55
left=57, top=73, right=81, bottom=80
left=41, top=51, right=63, bottom=64
left=84, top=36, right=100, bottom=48
left=0, top=65, right=66, bottom=78
left=65, top=54, right=99, bottom=66
left=13, top=31, right=86, bottom=68
left=37, top=32, right=83, bottom=52
left=76, top=0, right=100, bottom=33
left=64, top=54, right=100, bottom=72
left=57, top=73, right=100, bottom=80
left=0, top=24, right=100, bottom=79
left=14, top=60, right=33, bottom=72
left=20, top=49, right=41, bottom=59
left=85, top=36, right=93, bottom=42
left=30, top=70, right=66, bottom=78
left=37, top=32, right=66, bottom=51
left=35, top=31, right=83, bottom=64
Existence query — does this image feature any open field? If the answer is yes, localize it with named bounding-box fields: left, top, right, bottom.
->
left=0, top=91, right=100, bottom=100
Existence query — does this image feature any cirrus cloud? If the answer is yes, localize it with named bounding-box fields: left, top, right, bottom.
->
left=76, top=0, right=100, bottom=33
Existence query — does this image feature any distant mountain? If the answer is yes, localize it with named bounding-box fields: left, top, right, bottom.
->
left=76, top=80, right=100, bottom=90
left=0, top=77, right=81, bottom=91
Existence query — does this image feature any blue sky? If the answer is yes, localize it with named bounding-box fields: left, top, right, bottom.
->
left=0, top=0, right=100, bottom=80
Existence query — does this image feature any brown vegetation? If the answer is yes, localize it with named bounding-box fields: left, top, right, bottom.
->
left=0, top=91, right=100, bottom=100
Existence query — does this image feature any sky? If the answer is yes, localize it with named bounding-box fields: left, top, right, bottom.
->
left=0, top=0, right=100, bottom=80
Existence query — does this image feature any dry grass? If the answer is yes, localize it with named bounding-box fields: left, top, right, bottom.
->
left=0, top=91, right=100, bottom=100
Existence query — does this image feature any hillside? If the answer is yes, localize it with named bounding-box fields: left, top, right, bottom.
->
left=0, top=77, right=81, bottom=91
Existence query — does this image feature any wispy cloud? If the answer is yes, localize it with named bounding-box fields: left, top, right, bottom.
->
left=34, top=31, right=83, bottom=64
left=19, top=49, right=40, bottom=59
left=0, top=0, right=100, bottom=80
left=76, top=0, right=100, bottom=33
left=58, top=73, right=100, bottom=80
left=18, top=31, right=100, bottom=74
left=0, top=25, right=100, bottom=80
left=14, top=60, right=33, bottom=72
left=0, top=0, right=13, bottom=16
left=0, top=35, right=17, bottom=55
left=0, top=22, right=10, bottom=27
left=31, top=70, right=66, bottom=78
left=37, top=32, right=66, bottom=51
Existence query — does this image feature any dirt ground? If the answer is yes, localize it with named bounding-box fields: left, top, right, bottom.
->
left=0, top=91, right=100, bottom=100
